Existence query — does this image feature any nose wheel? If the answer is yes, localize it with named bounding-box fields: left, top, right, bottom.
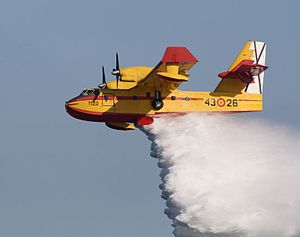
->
left=152, top=90, right=164, bottom=110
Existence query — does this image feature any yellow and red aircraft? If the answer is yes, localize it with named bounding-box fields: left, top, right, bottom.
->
left=65, top=40, right=267, bottom=131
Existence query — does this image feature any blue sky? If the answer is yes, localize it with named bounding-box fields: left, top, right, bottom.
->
left=0, top=0, right=299, bottom=236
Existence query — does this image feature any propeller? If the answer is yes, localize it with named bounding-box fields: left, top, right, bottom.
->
left=112, top=53, right=121, bottom=88
left=98, top=66, right=107, bottom=89
left=102, top=66, right=106, bottom=84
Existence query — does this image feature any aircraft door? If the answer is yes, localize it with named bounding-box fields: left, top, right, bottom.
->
left=102, top=93, right=115, bottom=107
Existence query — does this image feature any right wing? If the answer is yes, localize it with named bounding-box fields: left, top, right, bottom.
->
left=136, top=47, right=198, bottom=91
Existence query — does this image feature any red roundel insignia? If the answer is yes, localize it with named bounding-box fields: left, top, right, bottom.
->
left=217, top=98, right=225, bottom=107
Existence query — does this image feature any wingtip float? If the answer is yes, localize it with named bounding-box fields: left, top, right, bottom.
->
left=65, top=40, right=268, bottom=131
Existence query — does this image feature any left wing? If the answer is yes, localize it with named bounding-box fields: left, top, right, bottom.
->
left=137, top=47, right=198, bottom=91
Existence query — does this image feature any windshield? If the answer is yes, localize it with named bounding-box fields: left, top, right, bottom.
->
left=80, top=88, right=100, bottom=96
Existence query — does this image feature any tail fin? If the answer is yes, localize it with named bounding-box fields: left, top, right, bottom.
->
left=214, top=40, right=267, bottom=94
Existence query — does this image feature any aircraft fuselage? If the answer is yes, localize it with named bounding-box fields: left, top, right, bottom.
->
left=65, top=87, right=262, bottom=124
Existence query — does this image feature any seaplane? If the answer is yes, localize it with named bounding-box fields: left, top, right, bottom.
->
left=65, top=40, right=268, bottom=131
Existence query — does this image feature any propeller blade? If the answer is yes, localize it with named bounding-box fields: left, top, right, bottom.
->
left=115, top=53, right=120, bottom=89
left=116, top=53, right=119, bottom=71
left=98, top=66, right=107, bottom=89
left=102, top=66, right=106, bottom=84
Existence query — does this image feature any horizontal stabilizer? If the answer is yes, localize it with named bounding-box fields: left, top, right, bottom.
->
left=218, top=59, right=268, bottom=83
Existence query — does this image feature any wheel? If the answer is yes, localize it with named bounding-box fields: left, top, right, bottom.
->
left=152, top=98, right=164, bottom=110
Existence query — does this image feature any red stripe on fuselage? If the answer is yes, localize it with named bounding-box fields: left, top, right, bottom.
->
left=72, top=95, right=204, bottom=102
left=69, top=96, right=261, bottom=103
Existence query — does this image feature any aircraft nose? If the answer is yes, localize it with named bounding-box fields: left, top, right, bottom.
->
left=65, top=99, right=79, bottom=118
left=65, top=101, right=71, bottom=112
left=65, top=100, right=72, bottom=108
left=65, top=99, right=79, bottom=112
left=65, top=98, right=88, bottom=121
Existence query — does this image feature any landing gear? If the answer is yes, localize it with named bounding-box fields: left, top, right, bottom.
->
left=152, top=99, right=163, bottom=110
left=152, top=90, right=164, bottom=110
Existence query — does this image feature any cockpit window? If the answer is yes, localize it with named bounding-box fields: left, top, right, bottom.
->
left=80, top=89, right=100, bottom=96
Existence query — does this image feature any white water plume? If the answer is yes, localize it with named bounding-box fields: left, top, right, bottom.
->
left=141, top=114, right=300, bottom=237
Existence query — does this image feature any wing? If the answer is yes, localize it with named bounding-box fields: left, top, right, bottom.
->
left=136, top=47, right=198, bottom=91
